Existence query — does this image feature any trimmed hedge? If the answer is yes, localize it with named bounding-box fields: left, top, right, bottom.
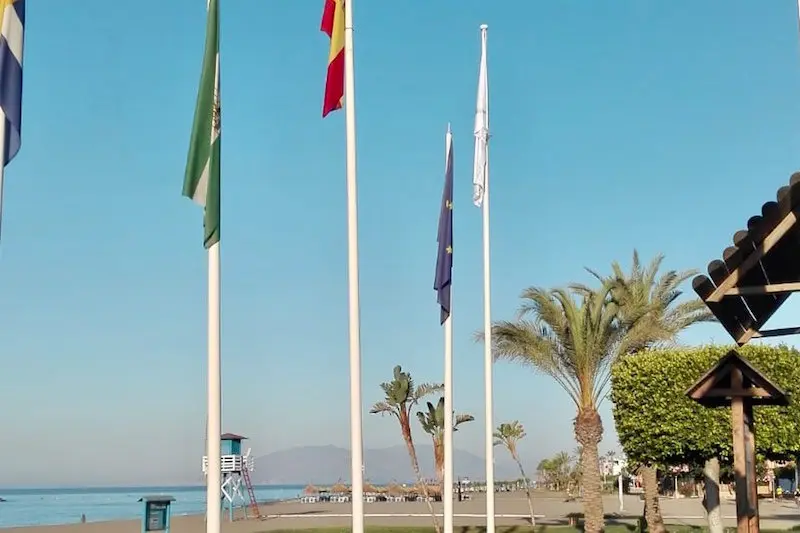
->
left=610, top=344, right=800, bottom=467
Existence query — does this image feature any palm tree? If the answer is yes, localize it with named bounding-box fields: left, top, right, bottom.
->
left=487, top=285, right=625, bottom=533
left=537, top=451, right=571, bottom=491
left=580, top=251, right=713, bottom=533
left=603, top=450, right=615, bottom=482
left=416, top=396, right=474, bottom=489
left=370, top=365, right=443, bottom=533
left=494, top=421, right=536, bottom=526
left=570, top=446, right=583, bottom=495
left=580, top=250, right=712, bottom=354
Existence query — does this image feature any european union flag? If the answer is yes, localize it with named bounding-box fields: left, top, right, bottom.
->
left=434, top=127, right=454, bottom=324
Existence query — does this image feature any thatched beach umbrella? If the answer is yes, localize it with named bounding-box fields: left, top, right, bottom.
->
left=425, top=484, right=442, bottom=497
left=303, top=484, right=319, bottom=495
left=385, top=482, right=405, bottom=496
left=331, top=482, right=349, bottom=494
left=363, top=481, right=378, bottom=493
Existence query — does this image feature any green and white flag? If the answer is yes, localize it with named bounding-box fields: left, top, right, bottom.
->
left=183, top=0, right=220, bottom=249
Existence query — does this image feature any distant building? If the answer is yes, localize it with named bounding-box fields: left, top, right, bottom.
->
left=600, top=455, right=628, bottom=477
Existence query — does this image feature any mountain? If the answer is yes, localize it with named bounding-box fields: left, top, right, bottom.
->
left=252, top=444, right=519, bottom=484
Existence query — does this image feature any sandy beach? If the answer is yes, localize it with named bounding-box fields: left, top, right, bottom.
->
left=6, top=492, right=800, bottom=532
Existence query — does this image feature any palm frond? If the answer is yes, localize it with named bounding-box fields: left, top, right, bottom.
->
left=370, top=401, right=397, bottom=416
left=454, top=413, right=475, bottom=429
left=414, top=382, right=444, bottom=402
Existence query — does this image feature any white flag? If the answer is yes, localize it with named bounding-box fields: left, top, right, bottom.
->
left=473, top=25, right=489, bottom=208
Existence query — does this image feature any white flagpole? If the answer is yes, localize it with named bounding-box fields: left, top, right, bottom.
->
left=205, top=7, right=222, bottom=529
left=206, top=241, right=221, bottom=533
left=482, top=117, right=495, bottom=533
left=443, top=125, right=455, bottom=533
left=343, top=1, right=365, bottom=532
left=472, top=23, right=495, bottom=533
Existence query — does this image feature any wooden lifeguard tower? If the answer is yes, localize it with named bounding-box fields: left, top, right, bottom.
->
left=202, top=433, right=261, bottom=520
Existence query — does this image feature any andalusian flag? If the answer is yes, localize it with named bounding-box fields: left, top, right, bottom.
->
left=183, top=0, right=220, bottom=249
left=320, top=0, right=344, bottom=117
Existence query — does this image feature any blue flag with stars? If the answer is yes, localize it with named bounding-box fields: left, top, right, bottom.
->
left=435, top=127, right=454, bottom=324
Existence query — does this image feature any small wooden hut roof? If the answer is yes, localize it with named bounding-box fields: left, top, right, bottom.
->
left=686, top=350, right=789, bottom=407
left=693, top=172, right=800, bottom=345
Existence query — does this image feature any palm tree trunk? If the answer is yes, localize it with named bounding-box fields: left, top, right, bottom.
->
left=401, top=417, right=440, bottom=533
left=434, top=438, right=445, bottom=489
left=512, top=451, right=536, bottom=527
left=574, top=409, right=604, bottom=533
left=640, top=464, right=666, bottom=533
left=703, top=457, right=723, bottom=533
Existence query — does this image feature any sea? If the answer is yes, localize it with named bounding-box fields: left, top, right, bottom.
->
left=0, top=485, right=305, bottom=528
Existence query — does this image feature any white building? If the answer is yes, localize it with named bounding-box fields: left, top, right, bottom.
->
left=600, top=455, right=628, bottom=477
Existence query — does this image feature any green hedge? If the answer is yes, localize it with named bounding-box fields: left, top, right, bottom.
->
left=610, top=344, right=800, bottom=467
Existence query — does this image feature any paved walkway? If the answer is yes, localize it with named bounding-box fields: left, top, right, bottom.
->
left=9, top=492, right=800, bottom=532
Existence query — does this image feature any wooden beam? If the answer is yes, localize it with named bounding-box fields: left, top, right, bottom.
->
left=706, top=209, right=799, bottom=303
left=726, top=282, right=800, bottom=296
left=687, top=366, right=733, bottom=400
left=700, top=387, right=771, bottom=398
left=740, top=326, right=800, bottom=344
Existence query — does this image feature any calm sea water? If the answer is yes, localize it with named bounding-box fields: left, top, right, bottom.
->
left=0, top=485, right=304, bottom=528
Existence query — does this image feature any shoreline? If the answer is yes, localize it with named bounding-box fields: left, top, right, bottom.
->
left=4, top=493, right=800, bottom=532
left=0, top=496, right=302, bottom=531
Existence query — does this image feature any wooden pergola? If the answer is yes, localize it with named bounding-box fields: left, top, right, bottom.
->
left=690, top=172, right=800, bottom=533
left=693, top=172, right=800, bottom=345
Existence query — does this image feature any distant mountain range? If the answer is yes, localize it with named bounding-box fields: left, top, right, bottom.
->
left=252, top=444, right=519, bottom=485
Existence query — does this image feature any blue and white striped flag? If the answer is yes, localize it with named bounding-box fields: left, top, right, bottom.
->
left=0, top=0, right=23, bottom=166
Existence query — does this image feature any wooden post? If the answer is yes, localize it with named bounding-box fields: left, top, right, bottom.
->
left=731, top=368, right=749, bottom=533
left=744, top=401, right=760, bottom=533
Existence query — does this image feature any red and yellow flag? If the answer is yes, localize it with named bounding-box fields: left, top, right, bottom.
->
left=321, top=0, right=344, bottom=117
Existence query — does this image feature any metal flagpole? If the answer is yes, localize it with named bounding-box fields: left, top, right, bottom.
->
left=443, top=125, right=455, bottom=533
left=473, top=23, right=495, bottom=533
left=206, top=240, right=221, bottom=533
left=481, top=121, right=495, bottom=533
left=343, top=1, right=365, bottom=532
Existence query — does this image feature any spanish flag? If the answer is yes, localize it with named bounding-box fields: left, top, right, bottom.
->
left=321, top=0, right=344, bottom=117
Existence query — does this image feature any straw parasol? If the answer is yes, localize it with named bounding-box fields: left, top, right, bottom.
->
left=363, top=481, right=378, bottom=493
left=303, top=484, right=319, bottom=495
left=331, top=482, right=349, bottom=494
left=385, top=482, right=405, bottom=496
left=403, top=484, right=418, bottom=496
left=425, top=484, right=442, bottom=497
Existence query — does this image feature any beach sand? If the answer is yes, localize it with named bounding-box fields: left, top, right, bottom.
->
left=5, top=492, right=800, bottom=532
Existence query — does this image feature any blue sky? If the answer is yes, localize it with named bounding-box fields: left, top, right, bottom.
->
left=2, top=0, right=800, bottom=486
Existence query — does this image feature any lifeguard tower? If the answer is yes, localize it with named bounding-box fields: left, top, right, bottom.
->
left=202, top=433, right=261, bottom=520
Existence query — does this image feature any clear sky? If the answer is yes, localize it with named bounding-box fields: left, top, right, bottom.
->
left=2, top=0, right=800, bottom=486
